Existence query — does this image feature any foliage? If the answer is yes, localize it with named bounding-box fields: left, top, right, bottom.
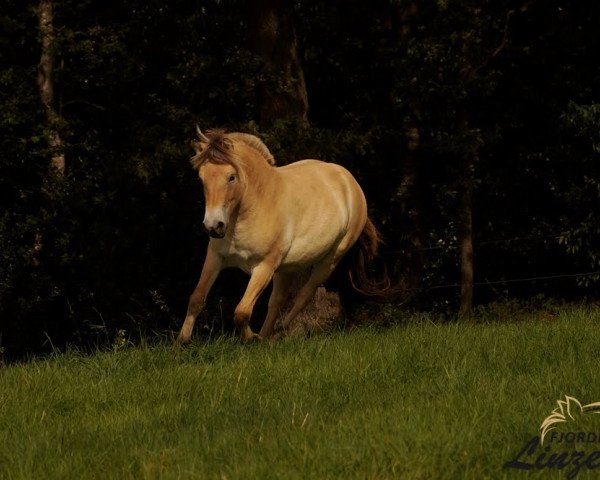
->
left=1, top=0, right=599, bottom=358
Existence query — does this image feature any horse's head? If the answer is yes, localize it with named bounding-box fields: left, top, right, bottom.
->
left=190, top=128, right=245, bottom=239
left=190, top=127, right=276, bottom=239
left=198, top=161, right=242, bottom=238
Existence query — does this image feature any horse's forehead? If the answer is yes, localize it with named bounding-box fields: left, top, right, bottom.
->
left=199, top=161, right=234, bottom=178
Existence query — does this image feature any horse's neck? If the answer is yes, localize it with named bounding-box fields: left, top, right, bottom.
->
left=238, top=159, right=279, bottom=220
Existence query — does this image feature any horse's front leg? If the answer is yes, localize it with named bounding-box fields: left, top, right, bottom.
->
left=234, top=262, right=275, bottom=341
left=177, top=247, right=222, bottom=344
left=259, top=272, right=294, bottom=338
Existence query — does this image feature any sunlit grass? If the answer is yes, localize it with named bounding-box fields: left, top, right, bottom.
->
left=1, top=305, right=599, bottom=479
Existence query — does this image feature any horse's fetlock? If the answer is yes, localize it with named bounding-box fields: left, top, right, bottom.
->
left=234, top=308, right=250, bottom=327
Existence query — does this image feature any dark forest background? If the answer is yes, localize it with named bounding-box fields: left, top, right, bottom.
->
left=1, top=0, right=599, bottom=360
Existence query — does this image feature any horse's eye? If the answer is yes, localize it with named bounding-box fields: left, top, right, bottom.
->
left=228, top=175, right=236, bottom=183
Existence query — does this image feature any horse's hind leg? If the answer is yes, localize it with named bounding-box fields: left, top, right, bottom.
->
left=280, top=238, right=354, bottom=333
left=259, top=272, right=294, bottom=338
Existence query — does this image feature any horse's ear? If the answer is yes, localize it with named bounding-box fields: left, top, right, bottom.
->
left=191, top=126, right=210, bottom=154
left=190, top=139, right=206, bottom=154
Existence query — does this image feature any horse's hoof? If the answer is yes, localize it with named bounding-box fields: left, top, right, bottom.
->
left=175, top=333, right=191, bottom=345
left=243, top=333, right=264, bottom=343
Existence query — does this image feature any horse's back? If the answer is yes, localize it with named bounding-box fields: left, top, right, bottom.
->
left=279, top=158, right=362, bottom=194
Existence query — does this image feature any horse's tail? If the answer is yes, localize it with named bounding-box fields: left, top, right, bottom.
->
left=348, top=217, right=397, bottom=299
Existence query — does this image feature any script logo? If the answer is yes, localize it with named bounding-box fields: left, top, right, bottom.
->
left=541, top=396, right=600, bottom=445
left=504, top=395, right=600, bottom=479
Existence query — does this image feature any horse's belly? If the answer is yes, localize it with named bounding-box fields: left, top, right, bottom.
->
left=278, top=235, right=338, bottom=272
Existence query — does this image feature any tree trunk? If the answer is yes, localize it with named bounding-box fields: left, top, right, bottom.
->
left=459, top=161, right=474, bottom=321
left=37, top=0, right=65, bottom=176
left=247, top=0, right=308, bottom=124
left=33, top=0, right=64, bottom=267
left=390, top=3, right=424, bottom=297
left=397, top=127, right=424, bottom=295
left=245, top=2, right=338, bottom=335
left=391, top=1, right=418, bottom=41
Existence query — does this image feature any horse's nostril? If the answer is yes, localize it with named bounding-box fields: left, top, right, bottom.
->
left=217, top=221, right=225, bottom=230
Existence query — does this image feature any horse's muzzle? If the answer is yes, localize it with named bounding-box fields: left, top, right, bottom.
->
left=208, top=229, right=225, bottom=239
left=206, top=221, right=226, bottom=238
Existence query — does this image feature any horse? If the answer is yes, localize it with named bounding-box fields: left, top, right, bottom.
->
left=176, top=128, right=389, bottom=343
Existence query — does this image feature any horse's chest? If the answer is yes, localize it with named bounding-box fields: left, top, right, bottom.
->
left=217, top=242, right=262, bottom=274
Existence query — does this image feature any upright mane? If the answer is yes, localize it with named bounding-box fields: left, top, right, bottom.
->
left=191, top=129, right=276, bottom=170
left=228, top=132, right=276, bottom=166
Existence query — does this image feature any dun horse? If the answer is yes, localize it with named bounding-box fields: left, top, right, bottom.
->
left=177, top=129, right=388, bottom=343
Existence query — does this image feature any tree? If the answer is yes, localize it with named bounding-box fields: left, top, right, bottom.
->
left=37, top=0, right=64, bottom=175
left=389, top=1, right=424, bottom=297
left=458, top=156, right=475, bottom=321
left=247, top=0, right=308, bottom=124
left=2, top=0, right=600, bottom=359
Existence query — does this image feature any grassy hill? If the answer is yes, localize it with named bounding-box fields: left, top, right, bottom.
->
left=1, top=306, right=600, bottom=479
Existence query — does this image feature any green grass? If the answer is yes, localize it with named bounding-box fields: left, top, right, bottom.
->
left=1, top=305, right=600, bottom=479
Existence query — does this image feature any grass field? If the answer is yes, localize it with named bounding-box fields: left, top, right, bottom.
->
left=1, top=306, right=600, bottom=479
